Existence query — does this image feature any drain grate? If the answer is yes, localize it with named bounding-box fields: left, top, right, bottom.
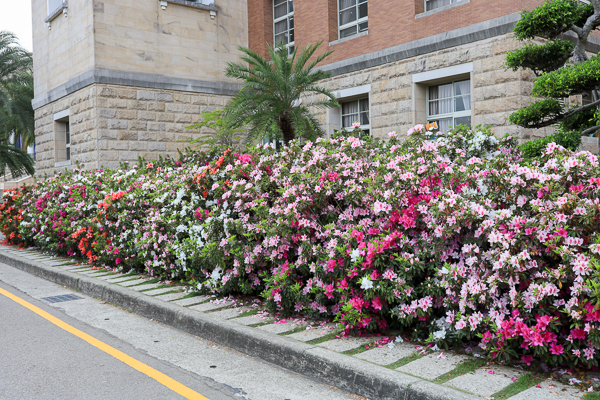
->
left=41, top=294, right=83, bottom=303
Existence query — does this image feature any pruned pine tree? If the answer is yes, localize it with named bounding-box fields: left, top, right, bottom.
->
left=224, top=41, right=338, bottom=145
left=506, top=0, right=600, bottom=146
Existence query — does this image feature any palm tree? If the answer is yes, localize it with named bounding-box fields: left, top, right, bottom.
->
left=224, top=41, right=338, bottom=145
left=0, top=31, right=35, bottom=177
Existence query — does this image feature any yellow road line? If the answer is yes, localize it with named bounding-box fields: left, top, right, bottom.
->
left=0, top=287, right=209, bottom=400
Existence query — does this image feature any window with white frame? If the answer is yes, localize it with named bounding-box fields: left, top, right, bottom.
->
left=274, top=0, right=294, bottom=56
left=341, top=97, right=370, bottom=134
left=427, top=79, right=471, bottom=133
left=338, top=0, right=368, bottom=39
left=425, top=0, right=465, bottom=12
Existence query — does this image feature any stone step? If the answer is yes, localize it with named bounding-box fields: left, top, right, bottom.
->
left=354, top=342, right=415, bottom=365
left=258, top=320, right=307, bottom=334
left=285, top=325, right=337, bottom=342
left=316, top=336, right=375, bottom=353
left=189, top=300, right=234, bottom=312
left=396, top=352, right=467, bottom=379
left=172, top=296, right=211, bottom=307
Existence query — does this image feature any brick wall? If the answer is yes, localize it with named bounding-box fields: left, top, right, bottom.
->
left=249, top=0, right=548, bottom=66
left=248, top=0, right=274, bottom=58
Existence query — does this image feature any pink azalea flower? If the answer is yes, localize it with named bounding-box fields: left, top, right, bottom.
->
left=521, top=355, right=533, bottom=366
left=549, top=344, right=564, bottom=355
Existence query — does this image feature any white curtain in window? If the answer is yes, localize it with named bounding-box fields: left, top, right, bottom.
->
left=429, top=84, right=452, bottom=116
left=274, top=20, right=288, bottom=45
left=274, top=4, right=288, bottom=19
left=274, top=20, right=287, bottom=35
left=340, top=0, right=356, bottom=9
left=339, top=0, right=357, bottom=25
left=342, top=101, right=359, bottom=127
left=454, top=80, right=470, bottom=96
left=438, top=118, right=452, bottom=133
left=359, top=99, right=369, bottom=125
left=454, top=80, right=471, bottom=111
left=440, top=84, right=452, bottom=114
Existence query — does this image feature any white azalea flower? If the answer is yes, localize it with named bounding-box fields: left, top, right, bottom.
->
left=360, top=277, right=373, bottom=290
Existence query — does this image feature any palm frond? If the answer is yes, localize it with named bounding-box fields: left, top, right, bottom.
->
left=223, top=41, right=337, bottom=145
left=0, top=143, right=35, bottom=177
left=0, top=31, right=35, bottom=176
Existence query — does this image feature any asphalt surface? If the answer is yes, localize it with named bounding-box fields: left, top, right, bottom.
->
left=0, top=262, right=359, bottom=400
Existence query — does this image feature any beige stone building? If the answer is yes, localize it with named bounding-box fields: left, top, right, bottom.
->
left=32, top=0, right=247, bottom=175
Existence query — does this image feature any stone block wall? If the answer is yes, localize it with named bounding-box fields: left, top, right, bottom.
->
left=94, top=84, right=229, bottom=169
left=309, top=32, right=554, bottom=142
left=32, top=0, right=95, bottom=97
left=34, top=84, right=231, bottom=176
left=35, top=85, right=99, bottom=176
left=580, top=137, right=599, bottom=154
left=94, top=0, right=247, bottom=84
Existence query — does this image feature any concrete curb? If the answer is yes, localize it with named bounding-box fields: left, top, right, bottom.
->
left=0, top=250, right=479, bottom=400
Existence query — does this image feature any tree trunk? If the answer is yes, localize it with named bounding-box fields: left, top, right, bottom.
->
left=278, top=114, right=294, bottom=145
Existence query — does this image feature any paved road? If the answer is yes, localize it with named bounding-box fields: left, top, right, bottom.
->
left=0, top=263, right=361, bottom=400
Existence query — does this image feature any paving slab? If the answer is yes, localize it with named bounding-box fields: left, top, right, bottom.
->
left=396, top=352, right=467, bottom=379
left=154, top=292, right=188, bottom=302
left=285, top=325, right=338, bottom=342
left=106, top=275, right=142, bottom=283
left=95, top=274, right=120, bottom=281
left=317, top=336, right=374, bottom=353
left=444, top=365, right=520, bottom=397
left=141, top=287, right=180, bottom=296
left=61, top=265, right=87, bottom=271
left=72, top=265, right=98, bottom=275
left=54, top=265, right=82, bottom=270
left=130, top=283, right=162, bottom=292
left=258, top=320, right=307, bottom=334
left=230, top=315, right=273, bottom=326
left=118, top=278, right=153, bottom=287
left=171, top=296, right=211, bottom=307
left=354, top=342, right=416, bottom=365
left=21, top=254, right=49, bottom=260
left=208, top=307, right=254, bottom=319
left=509, top=379, right=583, bottom=399
left=77, top=269, right=110, bottom=276
left=188, top=301, right=234, bottom=312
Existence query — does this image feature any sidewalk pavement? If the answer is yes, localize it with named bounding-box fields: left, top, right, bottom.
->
left=0, top=244, right=591, bottom=400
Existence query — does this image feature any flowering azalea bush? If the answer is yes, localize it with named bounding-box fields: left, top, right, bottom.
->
left=2, top=125, right=600, bottom=369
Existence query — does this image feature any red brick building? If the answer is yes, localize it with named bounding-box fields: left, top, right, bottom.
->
left=248, top=0, right=600, bottom=145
